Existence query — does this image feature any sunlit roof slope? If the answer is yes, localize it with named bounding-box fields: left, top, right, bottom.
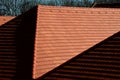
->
left=34, top=5, right=120, bottom=79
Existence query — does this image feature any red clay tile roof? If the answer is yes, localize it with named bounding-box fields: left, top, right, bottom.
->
left=0, top=16, right=21, bottom=80
left=0, top=7, right=37, bottom=80
left=0, top=5, right=120, bottom=80
left=39, top=31, right=120, bottom=80
left=0, top=16, right=15, bottom=25
left=33, top=5, right=120, bottom=79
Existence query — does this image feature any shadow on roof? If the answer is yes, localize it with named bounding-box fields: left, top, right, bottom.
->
left=0, top=6, right=37, bottom=80
left=38, top=31, right=120, bottom=80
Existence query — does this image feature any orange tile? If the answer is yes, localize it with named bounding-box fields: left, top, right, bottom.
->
left=33, top=5, right=120, bottom=79
left=0, top=16, right=15, bottom=25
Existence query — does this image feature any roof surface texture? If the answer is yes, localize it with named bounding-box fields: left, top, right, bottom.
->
left=34, top=5, right=120, bottom=79
left=0, top=16, right=14, bottom=25
left=39, top=31, right=120, bottom=80
left=0, top=5, right=120, bottom=80
left=0, top=7, right=37, bottom=80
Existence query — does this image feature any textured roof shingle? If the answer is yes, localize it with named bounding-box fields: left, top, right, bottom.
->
left=0, top=5, right=120, bottom=80
left=0, top=16, right=15, bottom=25
left=39, top=31, right=120, bottom=80
left=33, top=5, right=120, bottom=79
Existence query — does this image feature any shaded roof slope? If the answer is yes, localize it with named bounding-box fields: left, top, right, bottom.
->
left=33, top=5, right=120, bottom=79
left=0, top=7, right=37, bottom=80
left=0, top=16, right=15, bottom=25
left=38, top=31, right=120, bottom=80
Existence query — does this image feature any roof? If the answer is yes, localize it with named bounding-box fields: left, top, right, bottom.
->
left=0, top=7, right=37, bottom=80
left=0, top=16, right=15, bottom=25
left=34, top=5, right=120, bottom=79
left=39, top=31, right=120, bottom=80
left=0, top=5, right=120, bottom=80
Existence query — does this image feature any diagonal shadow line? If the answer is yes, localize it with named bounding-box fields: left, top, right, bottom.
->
left=36, top=31, right=120, bottom=80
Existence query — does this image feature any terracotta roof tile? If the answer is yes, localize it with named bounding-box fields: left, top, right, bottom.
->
left=0, top=5, right=120, bottom=80
left=0, top=8, right=36, bottom=80
left=39, top=31, right=120, bottom=80
left=0, top=16, right=21, bottom=80
left=0, top=16, right=15, bottom=25
left=33, top=5, right=120, bottom=79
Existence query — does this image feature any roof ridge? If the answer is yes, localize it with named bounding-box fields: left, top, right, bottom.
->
left=38, top=5, right=120, bottom=15
left=38, top=5, right=120, bottom=10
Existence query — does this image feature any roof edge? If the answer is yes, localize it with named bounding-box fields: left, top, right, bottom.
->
left=38, top=5, right=120, bottom=10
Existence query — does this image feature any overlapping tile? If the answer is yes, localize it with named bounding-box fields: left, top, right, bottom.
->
left=0, top=5, right=120, bottom=80
left=33, top=5, right=120, bottom=79
left=39, top=31, right=120, bottom=80
left=0, top=16, right=15, bottom=25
